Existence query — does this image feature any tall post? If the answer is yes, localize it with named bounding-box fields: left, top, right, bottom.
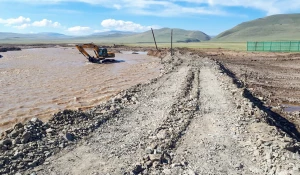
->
left=151, top=28, right=158, bottom=51
left=171, top=29, right=173, bottom=56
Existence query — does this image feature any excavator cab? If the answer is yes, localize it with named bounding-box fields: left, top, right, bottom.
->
left=99, top=48, right=108, bottom=57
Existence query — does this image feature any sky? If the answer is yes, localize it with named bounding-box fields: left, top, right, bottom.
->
left=0, top=0, right=300, bottom=36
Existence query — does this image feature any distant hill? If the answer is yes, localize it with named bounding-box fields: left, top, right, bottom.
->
left=118, top=28, right=211, bottom=43
left=214, top=13, right=300, bottom=41
left=0, top=28, right=210, bottom=44
left=91, top=31, right=137, bottom=36
left=0, top=32, right=71, bottom=40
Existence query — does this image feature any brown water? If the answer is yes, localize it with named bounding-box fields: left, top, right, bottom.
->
left=0, top=47, right=162, bottom=132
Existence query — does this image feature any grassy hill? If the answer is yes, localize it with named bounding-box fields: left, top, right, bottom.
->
left=0, top=28, right=210, bottom=44
left=111, top=28, right=210, bottom=43
left=214, top=13, right=300, bottom=42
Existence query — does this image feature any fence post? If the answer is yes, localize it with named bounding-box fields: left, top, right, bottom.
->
left=151, top=28, right=158, bottom=51
left=280, top=42, right=281, bottom=51
left=255, top=42, right=257, bottom=51
left=171, top=29, right=173, bottom=56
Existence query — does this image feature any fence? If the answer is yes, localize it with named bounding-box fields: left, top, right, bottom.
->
left=247, top=41, right=300, bottom=52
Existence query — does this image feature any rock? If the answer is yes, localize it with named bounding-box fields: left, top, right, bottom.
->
left=46, top=128, right=53, bottom=133
left=162, top=169, right=172, bottom=175
left=132, top=163, right=144, bottom=174
left=12, top=138, right=21, bottom=145
left=9, top=130, right=19, bottom=138
left=22, top=132, right=31, bottom=143
left=30, top=118, right=41, bottom=123
left=145, top=160, right=152, bottom=168
left=149, top=154, right=162, bottom=161
left=145, top=147, right=153, bottom=154
left=186, top=169, right=196, bottom=175
left=235, top=163, right=244, bottom=170
left=1, top=139, right=12, bottom=146
left=157, top=130, right=168, bottom=139
left=64, top=133, right=75, bottom=141
left=14, top=123, right=24, bottom=130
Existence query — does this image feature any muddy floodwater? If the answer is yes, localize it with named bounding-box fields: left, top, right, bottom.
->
left=0, top=47, right=162, bottom=132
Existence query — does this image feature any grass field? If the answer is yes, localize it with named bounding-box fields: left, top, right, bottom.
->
left=0, top=39, right=247, bottom=51
left=125, top=42, right=247, bottom=51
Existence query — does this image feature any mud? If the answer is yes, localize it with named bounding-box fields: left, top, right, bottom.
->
left=202, top=49, right=300, bottom=133
left=0, top=47, right=162, bottom=132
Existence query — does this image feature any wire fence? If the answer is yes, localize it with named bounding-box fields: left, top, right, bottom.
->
left=247, top=41, right=300, bottom=52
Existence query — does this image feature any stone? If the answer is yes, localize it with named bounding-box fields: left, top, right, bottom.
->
left=30, top=118, right=40, bottom=123
left=22, top=132, right=31, bottom=143
left=1, top=139, right=12, bottom=146
left=64, top=133, right=75, bottom=141
left=14, top=123, right=24, bottom=130
left=132, top=163, right=144, bottom=174
left=235, top=163, right=244, bottom=170
left=9, top=130, right=19, bottom=138
left=145, top=147, right=153, bottom=154
left=149, top=154, right=162, bottom=161
left=157, top=130, right=168, bottom=139
left=46, top=128, right=53, bottom=133
left=145, top=160, right=152, bottom=168
left=162, top=169, right=172, bottom=175
left=186, top=169, right=196, bottom=175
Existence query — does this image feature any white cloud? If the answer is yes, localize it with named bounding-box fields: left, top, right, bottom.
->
left=0, top=16, right=31, bottom=26
left=101, top=19, right=160, bottom=32
left=67, top=26, right=91, bottom=34
left=32, top=19, right=61, bottom=27
left=14, top=23, right=31, bottom=29
left=113, top=4, right=122, bottom=10
left=0, top=16, right=62, bottom=29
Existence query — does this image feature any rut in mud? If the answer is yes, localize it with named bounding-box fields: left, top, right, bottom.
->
left=1, top=51, right=300, bottom=175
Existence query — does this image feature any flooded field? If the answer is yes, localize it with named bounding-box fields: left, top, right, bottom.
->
left=0, top=47, right=162, bottom=132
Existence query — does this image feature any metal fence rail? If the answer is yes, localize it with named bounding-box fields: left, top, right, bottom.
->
left=247, top=41, right=300, bottom=52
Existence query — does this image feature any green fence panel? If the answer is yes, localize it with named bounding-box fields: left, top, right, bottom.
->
left=247, top=41, right=300, bottom=52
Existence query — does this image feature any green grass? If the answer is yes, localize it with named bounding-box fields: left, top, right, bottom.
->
left=214, top=13, right=300, bottom=42
left=125, top=42, right=247, bottom=51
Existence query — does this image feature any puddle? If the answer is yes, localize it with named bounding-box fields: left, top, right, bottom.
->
left=121, top=51, right=148, bottom=55
left=283, top=104, right=300, bottom=112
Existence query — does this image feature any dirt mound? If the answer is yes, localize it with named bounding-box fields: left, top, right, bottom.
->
left=147, top=49, right=168, bottom=58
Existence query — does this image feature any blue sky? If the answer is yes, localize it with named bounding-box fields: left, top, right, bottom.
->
left=0, top=0, right=300, bottom=36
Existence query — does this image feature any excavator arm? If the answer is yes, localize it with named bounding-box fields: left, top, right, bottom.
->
left=75, top=45, right=93, bottom=59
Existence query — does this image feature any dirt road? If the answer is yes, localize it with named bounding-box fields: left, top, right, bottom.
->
left=1, top=50, right=299, bottom=175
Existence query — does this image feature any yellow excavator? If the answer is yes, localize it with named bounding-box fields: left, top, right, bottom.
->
left=75, top=43, right=115, bottom=63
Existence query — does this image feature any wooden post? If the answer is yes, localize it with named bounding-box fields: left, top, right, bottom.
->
left=151, top=28, right=158, bottom=51
left=171, top=29, right=173, bottom=56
